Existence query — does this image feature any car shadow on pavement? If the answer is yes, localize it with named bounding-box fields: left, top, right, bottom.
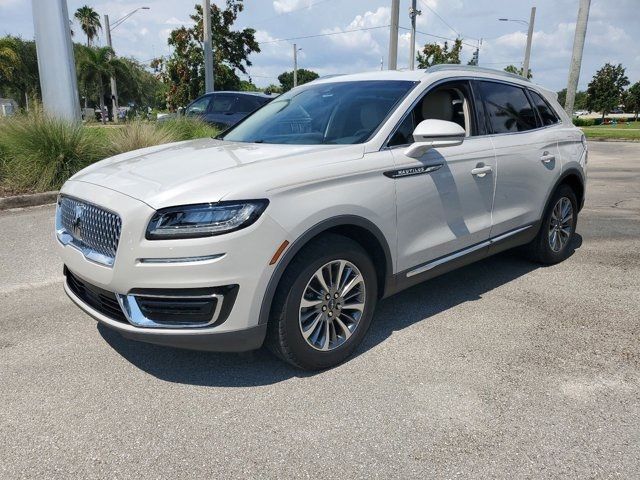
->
left=99, top=235, right=582, bottom=387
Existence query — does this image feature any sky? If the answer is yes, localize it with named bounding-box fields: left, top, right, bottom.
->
left=1, top=0, right=638, bottom=91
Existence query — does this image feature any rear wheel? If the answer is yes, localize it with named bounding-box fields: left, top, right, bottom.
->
left=525, top=184, right=578, bottom=264
left=266, top=234, right=377, bottom=370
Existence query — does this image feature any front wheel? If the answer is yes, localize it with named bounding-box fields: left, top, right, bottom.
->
left=266, top=234, right=378, bottom=370
left=525, top=184, right=578, bottom=264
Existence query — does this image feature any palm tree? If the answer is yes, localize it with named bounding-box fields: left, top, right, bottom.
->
left=74, top=6, right=102, bottom=47
left=76, top=46, right=126, bottom=123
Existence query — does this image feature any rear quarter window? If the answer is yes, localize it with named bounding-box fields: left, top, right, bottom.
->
left=529, top=90, right=560, bottom=126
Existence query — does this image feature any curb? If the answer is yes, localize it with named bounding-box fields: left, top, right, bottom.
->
left=0, top=191, right=58, bottom=211
left=585, top=137, right=640, bottom=143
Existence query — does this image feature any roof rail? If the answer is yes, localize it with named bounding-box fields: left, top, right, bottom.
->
left=425, top=64, right=531, bottom=82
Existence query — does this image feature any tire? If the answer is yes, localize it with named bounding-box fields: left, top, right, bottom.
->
left=524, top=184, right=578, bottom=265
left=266, top=233, right=378, bottom=370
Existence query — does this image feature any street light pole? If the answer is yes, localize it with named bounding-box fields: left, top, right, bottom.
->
left=388, top=0, right=399, bottom=70
left=104, top=14, right=119, bottom=122
left=203, top=0, right=214, bottom=93
left=522, top=7, right=536, bottom=79
left=498, top=9, right=535, bottom=78
left=106, top=6, right=150, bottom=122
left=293, top=43, right=298, bottom=87
left=565, top=0, right=591, bottom=117
left=408, top=0, right=421, bottom=70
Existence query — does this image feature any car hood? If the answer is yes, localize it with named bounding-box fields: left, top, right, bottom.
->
left=69, top=138, right=365, bottom=209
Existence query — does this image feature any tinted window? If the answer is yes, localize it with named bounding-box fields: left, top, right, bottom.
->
left=186, top=95, right=211, bottom=116
left=479, top=81, right=537, bottom=133
left=234, top=95, right=262, bottom=113
left=211, top=95, right=235, bottom=113
left=529, top=90, right=560, bottom=126
left=222, top=80, right=415, bottom=145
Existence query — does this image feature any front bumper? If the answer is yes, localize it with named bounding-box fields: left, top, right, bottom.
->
left=64, top=271, right=267, bottom=351
left=56, top=181, right=289, bottom=350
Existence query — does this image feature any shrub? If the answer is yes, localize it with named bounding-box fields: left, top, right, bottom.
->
left=157, top=116, right=219, bottom=141
left=0, top=110, right=106, bottom=192
left=105, top=121, right=174, bottom=156
left=573, top=117, right=595, bottom=127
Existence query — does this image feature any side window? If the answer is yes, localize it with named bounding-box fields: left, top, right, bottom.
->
left=185, top=95, right=211, bottom=116
left=478, top=81, right=537, bottom=133
left=388, top=81, right=475, bottom=147
left=529, top=90, right=560, bottom=126
left=210, top=94, right=235, bottom=113
left=234, top=96, right=261, bottom=113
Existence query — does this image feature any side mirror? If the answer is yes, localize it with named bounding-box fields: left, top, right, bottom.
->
left=404, top=119, right=466, bottom=158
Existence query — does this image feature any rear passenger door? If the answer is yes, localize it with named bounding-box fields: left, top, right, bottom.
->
left=476, top=80, right=563, bottom=237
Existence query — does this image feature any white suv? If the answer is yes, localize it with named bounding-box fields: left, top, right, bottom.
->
left=56, top=66, right=587, bottom=369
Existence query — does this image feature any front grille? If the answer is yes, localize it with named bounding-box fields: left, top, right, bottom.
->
left=65, top=268, right=127, bottom=323
left=58, top=196, right=122, bottom=265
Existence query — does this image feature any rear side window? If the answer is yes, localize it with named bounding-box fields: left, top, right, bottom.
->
left=234, top=96, right=262, bottom=113
left=529, top=90, right=560, bottom=126
left=478, top=81, right=537, bottom=133
left=210, top=95, right=235, bottom=113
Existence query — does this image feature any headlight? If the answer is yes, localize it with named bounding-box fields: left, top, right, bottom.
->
left=146, top=200, right=269, bottom=240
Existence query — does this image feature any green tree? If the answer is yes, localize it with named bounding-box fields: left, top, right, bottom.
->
left=277, top=69, right=319, bottom=92
left=156, top=1, right=260, bottom=110
left=239, top=79, right=259, bottom=91
left=557, top=89, right=589, bottom=111
left=622, top=82, right=640, bottom=120
left=416, top=39, right=462, bottom=68
left=75, top=46, right=127, bottom=123
left=586, top=63, right=629, bottom=120
left=264, top=84, right=282, bottom=95
left=504, top=64, right=532, bottom=79
left=74, top=5, right=102, bottom=47
left=0, top=36, right=40, bottom=108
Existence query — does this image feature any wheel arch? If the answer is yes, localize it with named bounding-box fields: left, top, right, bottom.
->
left=258, top=215, right=394, bottom=325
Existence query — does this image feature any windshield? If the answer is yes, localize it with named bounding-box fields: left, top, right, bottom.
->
left=221, top=80, right=416, bottom=145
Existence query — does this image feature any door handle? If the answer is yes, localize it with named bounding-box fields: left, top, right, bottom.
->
left=471, top=165, right=493, bottom=177
left=540, top=151, right=556, bottom=164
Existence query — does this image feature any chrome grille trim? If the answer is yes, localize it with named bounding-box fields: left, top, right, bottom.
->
left=55, top=195, right=122, bottom=267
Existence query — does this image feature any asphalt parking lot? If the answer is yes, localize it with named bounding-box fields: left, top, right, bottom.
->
left=1, top=141, right=638, bottom=478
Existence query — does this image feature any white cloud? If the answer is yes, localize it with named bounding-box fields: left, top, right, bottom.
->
left=273, top=0, right=312, bottom=14
left=320, top=6, right=390, bottom=53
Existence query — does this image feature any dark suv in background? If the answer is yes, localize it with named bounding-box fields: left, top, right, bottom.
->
left=184, top=91, right=275, bottom=129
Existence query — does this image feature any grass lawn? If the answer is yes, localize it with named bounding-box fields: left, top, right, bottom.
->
left=581, top=121, right=640, bottom=140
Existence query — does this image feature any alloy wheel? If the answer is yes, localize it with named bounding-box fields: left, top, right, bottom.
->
left=298, top=260, right=366, bottom=351
left=548, top=197, right=573, bottom=252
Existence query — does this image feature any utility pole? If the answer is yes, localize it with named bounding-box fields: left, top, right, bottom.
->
left=203, top=0, right=214, bottom=92
left=408, top=0, right=421, bottom=70
left=522, top=7, right=536, bottom=79
left=293, top=43, right=298, bottom=87
left=32, top=0, right=80, bottom=121
left=104, top=14, right=119, bottom=122
left=565, top=0, right=591, bottom=117
left=388, top=0, right=400, bottom=70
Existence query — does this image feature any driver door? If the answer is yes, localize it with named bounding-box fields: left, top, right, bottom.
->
left=389, top=80, right=496, bottom=273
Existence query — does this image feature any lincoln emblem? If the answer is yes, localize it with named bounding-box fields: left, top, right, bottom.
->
left=72, top=204, right=84, bottom=239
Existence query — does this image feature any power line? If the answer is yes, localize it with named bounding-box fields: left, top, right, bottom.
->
left=260, top=25, right=390, bottom=44
left=418, top=0, right=461, bottom=38
left=398, top=26, right=477, bottom=49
